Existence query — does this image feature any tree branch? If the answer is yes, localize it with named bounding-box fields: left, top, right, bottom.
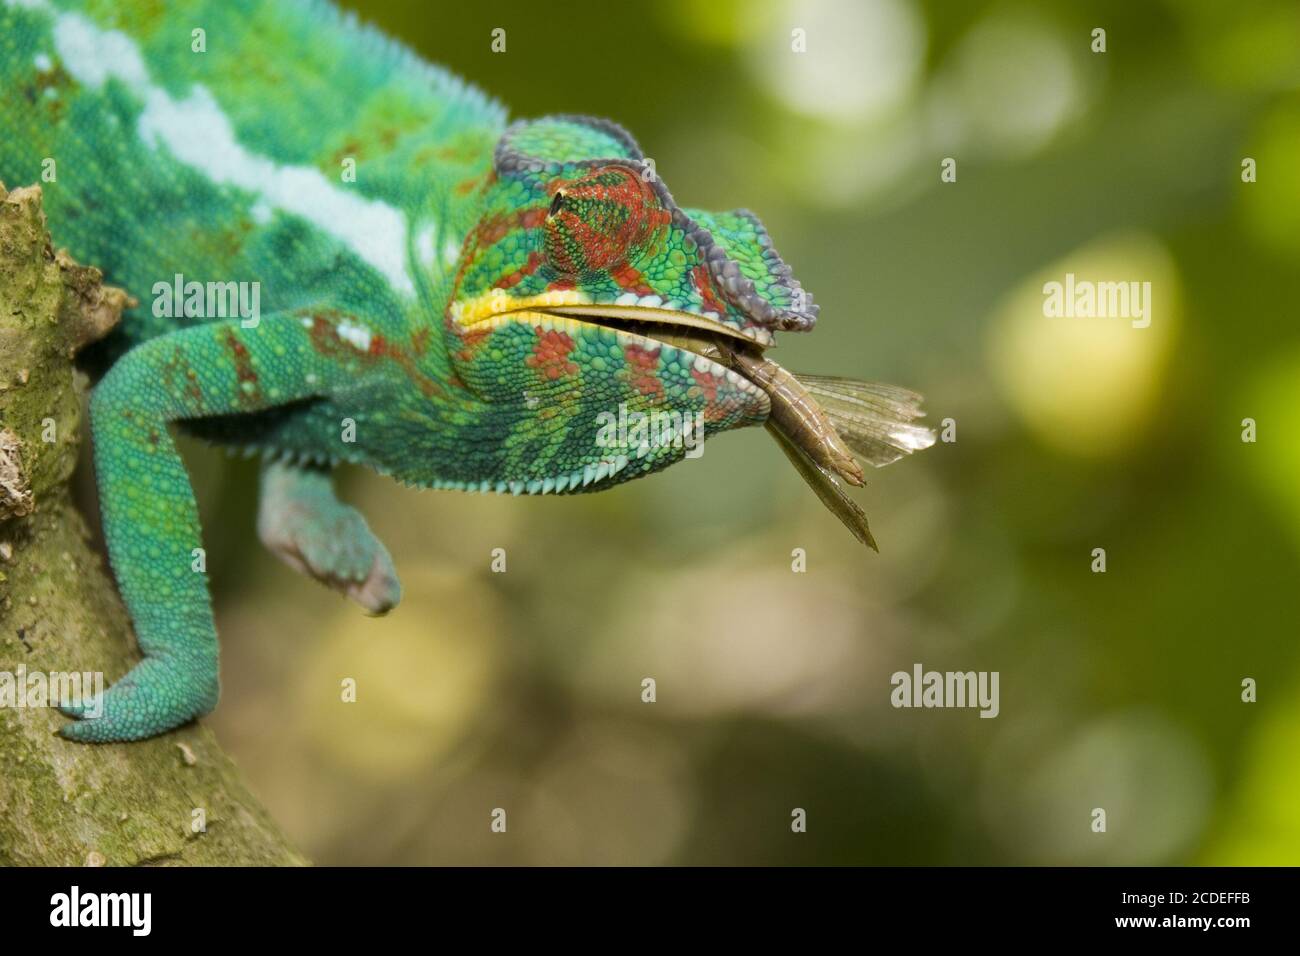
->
left=0, top=182, right=305, bottom=866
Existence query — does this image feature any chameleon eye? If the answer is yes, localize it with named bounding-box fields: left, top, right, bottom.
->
left=542, top=165, right=666, bottom=276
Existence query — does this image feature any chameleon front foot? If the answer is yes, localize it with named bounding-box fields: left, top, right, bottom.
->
left=56, top=655, right=219, bottom=743
left=257, top=460, right=402, bottom=615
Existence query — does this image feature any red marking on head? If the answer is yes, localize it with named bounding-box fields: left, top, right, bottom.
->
left=690, top=366, right=729, bottom=421
left=526, top=329, right=579, bottom=380
left=692, top=265, right=728, bottom=318
left=690, top=366, right=718, bottom=404
left=545, top=165, right=665, bottom=274
left=472, top=207, right=548, bottom=247
left=496, top=250, right=544, bottom=290
left=450, top=320, right=492, bottom=364
left=449, top=206, right=551, bottom=306
left=609, top=262, right=655, bottom=297
left=623, top=343, right=663, bottom=398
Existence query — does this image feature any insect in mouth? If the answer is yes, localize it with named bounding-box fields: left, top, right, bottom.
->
left=590, top=318, right=935, bottom=549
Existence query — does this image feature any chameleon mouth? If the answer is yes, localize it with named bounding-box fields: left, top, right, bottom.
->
left=450, top=291, right=773, bottom=352
left=524, top=304, right=895, bottom=549
left=456, top=301, right=774, bottom=407
left=535, top=305, right=760, bottom=364
left=493, top=305, right=767, bottom=396
left=537, top=303, right=765, bottom=349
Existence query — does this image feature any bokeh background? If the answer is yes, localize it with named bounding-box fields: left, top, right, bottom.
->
left=79, top=0, right=1300, bottom=864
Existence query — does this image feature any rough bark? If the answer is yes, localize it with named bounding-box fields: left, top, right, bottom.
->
left=0, top=182, right=305, bottom=866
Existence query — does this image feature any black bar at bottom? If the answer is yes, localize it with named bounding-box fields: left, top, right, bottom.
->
left=0, top=865, right=1282, bottom=940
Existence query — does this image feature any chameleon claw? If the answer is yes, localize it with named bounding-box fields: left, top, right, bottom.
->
left=55, top=656, right=218, bottom=743
left=257, top=470, right=403, bottom=614
left=344, top=546, right=402, bottom=616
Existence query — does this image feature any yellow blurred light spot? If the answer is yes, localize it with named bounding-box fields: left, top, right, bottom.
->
left=770, top=113, right=924, bottom=209
left=1181, top=0, right=1300, bottom=91
left=746, top=0, right=926, bottom=125
left=982, top=713, right=1211, bottom=864
left=939, top=12, right=1085, bottom=159
left=1202, top=684, right=1300, bottom=864
left=1241, top=348, right=1300, bottom=549
left=987, top=232, right=1180, bottom=457
left=1240, top=106, right=1300, bottom=257
left=521, top=723, right=692, bottom=865
left=299, top=568, right=502, bottom=779
left=658, top=0, right=750, bottom=47
left=576, top=551, right=872, bottom=718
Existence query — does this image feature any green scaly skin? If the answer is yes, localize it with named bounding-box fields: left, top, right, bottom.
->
left=1, top=0, right=823, bottom=741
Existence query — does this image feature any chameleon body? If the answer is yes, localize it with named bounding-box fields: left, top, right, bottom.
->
left=0, top=0, right=853, bottom=742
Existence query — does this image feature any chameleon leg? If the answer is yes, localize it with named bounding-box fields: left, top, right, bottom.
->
left=257, top=458, right=401, bottom=614
left=60, top=314, right=353, bottom=742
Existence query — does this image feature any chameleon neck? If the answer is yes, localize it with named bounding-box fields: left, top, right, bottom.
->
left=0, top=0, right=508, bottom=480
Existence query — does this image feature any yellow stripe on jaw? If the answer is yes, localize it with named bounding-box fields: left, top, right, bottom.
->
left=449, top=288, right=774, bottom=347
left=448, top=307, right=705, bottom=344
left=459, top=309, right=595, bottom=335
left=450, top=289, right=593, bottom=327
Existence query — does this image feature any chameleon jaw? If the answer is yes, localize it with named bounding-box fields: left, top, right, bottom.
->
left=469, top=306, right=767, bottom=398
left=449, top=290, right=775, bottom=349
left=540, top=303, right=772, bottom=349
left=455, top=302, right=777, bottom=399
left=441, top=300, right=772, bottom=497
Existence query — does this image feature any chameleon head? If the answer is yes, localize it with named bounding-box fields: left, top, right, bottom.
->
left=442, top=114, right=821, bottom=494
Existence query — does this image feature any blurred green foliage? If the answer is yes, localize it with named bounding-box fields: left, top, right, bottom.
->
left=80, top=0, right=1300, bottom=863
